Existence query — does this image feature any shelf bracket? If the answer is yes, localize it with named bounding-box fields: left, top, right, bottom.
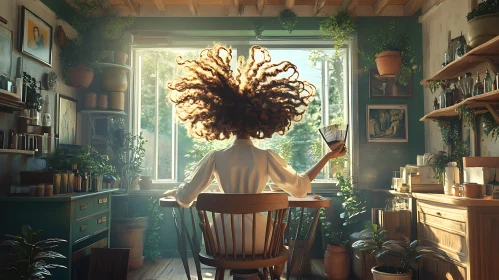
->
left=485, top=104, right=499, bottom=124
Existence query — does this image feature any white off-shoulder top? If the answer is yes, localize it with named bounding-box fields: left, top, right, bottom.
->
left=176, top=138, right=311, bottom=207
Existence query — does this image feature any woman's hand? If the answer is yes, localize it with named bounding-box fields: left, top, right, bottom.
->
left=326, top=143, right=347, bottom=159
left=163, top=189, right=177, bottom=198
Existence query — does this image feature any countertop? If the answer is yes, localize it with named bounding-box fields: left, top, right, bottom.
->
left=0, top=188, right=120, bottom=202
left=370, top=188, right=499, bottom=207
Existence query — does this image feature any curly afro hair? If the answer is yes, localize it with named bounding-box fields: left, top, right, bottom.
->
left=168, top=44, right=316, bottom=140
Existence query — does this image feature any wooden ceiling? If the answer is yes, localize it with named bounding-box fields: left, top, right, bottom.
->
left=103, top=0, right=423, bottom=17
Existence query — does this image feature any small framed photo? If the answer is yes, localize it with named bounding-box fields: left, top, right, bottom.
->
left=57, top=94, right=77, bottom=145
left=0, top=26, right=12, bottom=77
left=367, top=104, right=408, bottom=143
left=20, top=6, right=53, bottom=67
left=369, top=69, right=413, bottom=99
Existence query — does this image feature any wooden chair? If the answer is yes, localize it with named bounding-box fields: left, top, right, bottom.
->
left=88, top=248, right=130, bottom=280
left=196, top=193, right=290, bottom=280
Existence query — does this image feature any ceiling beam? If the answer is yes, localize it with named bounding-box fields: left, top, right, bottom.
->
left=188, top=0, right=198, bottom=15
left=234, top=0, right=245, bottom=15
left=373, top=0, right=390, bottom=15
left=314, top=0, right=325, bottom=15
left=153, top=0, right=166, bottom=11
left=123, top=0, right=140, bottom=15
left=286, top=0, right=295, bottom=10
left=347, top=0, right=359, bottom=14
left=257, top=0, right=265, bottom=15
left=403, top=0, right=422, bottom=15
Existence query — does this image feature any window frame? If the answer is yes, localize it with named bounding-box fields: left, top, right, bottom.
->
left=131, top=38, right=355, bottom=189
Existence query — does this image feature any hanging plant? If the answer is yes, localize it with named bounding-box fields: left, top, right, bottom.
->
left=319, top=10, right=355, bottom=58
left=456, top=104, right=477, bottom=131
left=428, top=80, right=442, bottom=94
left=482, top=112, right=499, bottom=141
left=253, top=22, right=264, bottom=40
left=279, top=9, right=298, bottom=34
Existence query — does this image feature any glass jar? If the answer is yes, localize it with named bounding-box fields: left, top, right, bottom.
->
left=463, top=72, right=474, bottom=98
left=473, top=71, right=484, bottom=96
left=445, top=88, right=454, bottom=107
left=439, top=92, right=446, bottom=108
left=53, top=173, right=61, bottom=195
left=61, top=172, right=68, bottom=194
left=484, top=70, right=493, bottom=93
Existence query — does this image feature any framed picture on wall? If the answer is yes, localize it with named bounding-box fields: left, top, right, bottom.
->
left=0, top=26, right=12, bottom=77
left=57, top=94, right=77, bottom=145
left=367, top=104, right=408, bottom=143
left=369, top=70, right=413, bottom=99
left=19, top=6, right=53, bottom=67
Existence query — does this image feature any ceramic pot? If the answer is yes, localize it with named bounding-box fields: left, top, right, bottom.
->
left=108, top=92, right=125, bottom=111
left=139, top=176, right=153, bottom=190
left=467, top=13, right=499, bottom=48
left=102, top=68, right=128, bottom=92
left=111, top=217, right=149, bottom=269
left=324, top=245, right=350, bottom=280
left=84, top=92, right=97, bottom=109
left=114, top=51, right=128, bottom=64
left=68, top=63, right=94, bottom=88
left=97, top=94, right=108, bottom=109
left=371, top=266, right=412, bottom=280
left=375, top=51, right=402, bottom=77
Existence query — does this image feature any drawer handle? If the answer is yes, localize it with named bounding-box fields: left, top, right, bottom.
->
left=98, top=198, right=108, bottom=204
left=97, top=216, right=107, bottom=224
left=80, top=225, right=88, bottom=231
left=80, top=203, right=88, bottom=210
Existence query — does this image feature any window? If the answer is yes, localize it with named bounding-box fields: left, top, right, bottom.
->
left=134, top=43, right=350, bottom=183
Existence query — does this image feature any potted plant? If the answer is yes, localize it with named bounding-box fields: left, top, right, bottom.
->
left=323, top=232, right=350, bottom=280
left=353, top=224, right=450, bottom=280
left=60, top=37, right=95, bottom=88
left=360, top=21, right=418, bottom=81
left=467, top=0, right=499, bottom=48
left=336, top=173, right=367, bottom=227
left=0, top=225, right=67, bottom=279
left=109, top=130, right=148, bottom=269
left=320, top=10, right=356, bottom=58
left=23, top=72, right=43, bottom=121
left=279, top=9, right=298, bottom=34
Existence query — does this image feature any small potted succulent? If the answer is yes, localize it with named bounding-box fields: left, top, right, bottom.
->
left=352, top=224, right=450, bottom=280
left=467, top=0, right=499, bottom=48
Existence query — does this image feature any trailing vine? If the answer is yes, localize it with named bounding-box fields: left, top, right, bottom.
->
left=319, top=10, right=355, bottom=58
left=279, top=9, right=298, bottom=34
left=253, top=22, right=264, bottom=40
left=429, top=80, right=441, bottom=94
left=456, top=104, right=477, bottom=131
left=482, top=112, right=499, bottom=141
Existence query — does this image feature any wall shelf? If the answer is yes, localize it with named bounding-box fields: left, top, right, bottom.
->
left=80, top=109, right=127, bottom=116
left=420, top=89, right=499, bottom=121
left=421, top=35, right=499, bottom=85
left=0, top=89, right=25, bottom=112
left=0, top=149, right=35, bottom=156
left=91, top=62, right=132, bottom=71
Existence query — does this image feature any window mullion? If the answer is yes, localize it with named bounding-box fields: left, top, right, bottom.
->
left=154, top=60, right=159, bottom=180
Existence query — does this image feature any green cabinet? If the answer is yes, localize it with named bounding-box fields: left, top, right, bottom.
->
left=0, top=189, right=118, bottom=280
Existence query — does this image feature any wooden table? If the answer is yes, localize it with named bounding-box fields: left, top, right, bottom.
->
left=159, top=194, right=331, bottom=280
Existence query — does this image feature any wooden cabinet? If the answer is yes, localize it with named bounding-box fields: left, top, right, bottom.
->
left=0, top=189, right=117, bottom=280
left=416, top=196, right=499, bottom=280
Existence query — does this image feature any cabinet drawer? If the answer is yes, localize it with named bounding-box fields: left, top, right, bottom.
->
left=93, top=213, right=109, bottom=234
left=73, top=219, right=93, bottom=243
left=76, top=198, right=94, bottom=221
left=93, top=195, right=110, bottom=213
left=420, top=257, right=467, bottom=280
left=417, top=201, right=467, bottom=223
left=418, top=222, right=468, bottom=261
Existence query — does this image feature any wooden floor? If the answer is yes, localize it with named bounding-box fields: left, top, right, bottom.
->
left=128, top=258, right=326, bottom=280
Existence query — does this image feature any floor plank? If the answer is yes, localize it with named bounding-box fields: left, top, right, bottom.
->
left=128, top=258, right=326, bottom=280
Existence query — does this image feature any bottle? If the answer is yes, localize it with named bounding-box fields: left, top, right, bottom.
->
left=463, top=72, right=473, bottom=98
left=484, top=70, right=493, bottom=93
left=7, top=129, right=14, bottom=149
left=74, top=169, right=82, bottom=192
left=473, top=71, right=484, bottom=96
left=15, top=57, right=23, bottom=102
left=444, top=162, right=460, bottom=195
left=82, top=172, right=88, bottom=192
left=433, top=97, right=439, bottom=110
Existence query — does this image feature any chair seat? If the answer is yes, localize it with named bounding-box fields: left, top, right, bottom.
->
left=199, top=247, right=290, bottom=270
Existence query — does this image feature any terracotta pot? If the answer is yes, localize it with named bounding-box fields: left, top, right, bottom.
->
left=131, top=176, right=140, bottom=189
left=467, top=13, right=499, bottom=48
left=108, top=92, right=125, bottom=111
left=375, top=51, right=402, bottom=77
left=68, top=63, right=94, bottom=88
left=111, top=217, right=149, bottom=270
left=97, top=94, right=108, bottom=109
left=102, top=68, right=128, bottom=92
left=371, top=266, right=412, bottom=280
left=114, top=51, right=129, bottom=64
left=84, top=92, right=97, bottom=109
left=139, top=176, right=153, bottom=190
left=324, top=245, right=350, bottom=280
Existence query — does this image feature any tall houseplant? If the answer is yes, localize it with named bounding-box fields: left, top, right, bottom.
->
left=109, top=130, right=148, bottom=269
left=360, top=21, right=418, bottom=85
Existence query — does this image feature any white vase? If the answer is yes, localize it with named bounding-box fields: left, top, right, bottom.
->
left=444, top=162, right=459, bottom=195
